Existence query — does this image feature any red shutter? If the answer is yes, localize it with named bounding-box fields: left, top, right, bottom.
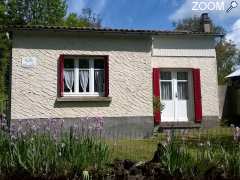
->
left=59, top=55, right=64, bottom=97
left=192, top=69, right=202, bottom=123
left=153, top=68, right=161, bottom=125
left=104, top=56, right=109, bottom=97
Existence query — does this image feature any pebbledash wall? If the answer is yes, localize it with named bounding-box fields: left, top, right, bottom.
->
left=10, top=30, right=219, bottom=136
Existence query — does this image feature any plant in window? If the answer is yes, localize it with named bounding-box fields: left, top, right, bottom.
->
left=153, top=96, right=164, bottom=114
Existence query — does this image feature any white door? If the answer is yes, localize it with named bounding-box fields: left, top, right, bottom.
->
left=160, top=71, right=193, bottom=122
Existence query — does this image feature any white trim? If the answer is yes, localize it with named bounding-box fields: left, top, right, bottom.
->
left=89, top=59, right=95, bottom=93
left=74, top=58, right=79, bottom=93
left=64, top=92, right=101, bottom=96
left=63, top=57, right=105, bottom=97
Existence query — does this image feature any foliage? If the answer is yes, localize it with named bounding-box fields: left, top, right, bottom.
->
left=0, top=132, right=109, bottom=177
left=65, top=8, right=101, bottom=28
left=0, top=118, right=109, bottom=178
left=159, top=142, right=194, bottom=176
left=1, top=120, right=240, bottom=178
left=5, top=0, right=67, bottom=26
left=108, top=126, right=240, bottom=179
left=154, top=134, right=240, bottom=178
left=174, top=16, right=225, bottom=34
left=216, top=41, right=240, bottom=84
left=0, top=33, right=10, bottom=99
left=173, top=16, right=240, bottom=85
left=0, top=1, right=6, bottom=25
left=153, top=96, right=164, bottom=113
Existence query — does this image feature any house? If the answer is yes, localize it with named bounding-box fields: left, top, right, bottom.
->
left=7, top=14, right=221, bottom=136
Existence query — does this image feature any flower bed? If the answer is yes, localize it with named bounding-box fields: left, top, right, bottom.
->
left=1, top=119, right=240, bottom=179
left=0, top=118, right=110, bottom=179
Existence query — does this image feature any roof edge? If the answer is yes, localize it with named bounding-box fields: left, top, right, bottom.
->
left=1, top=25, right=225, bottom=37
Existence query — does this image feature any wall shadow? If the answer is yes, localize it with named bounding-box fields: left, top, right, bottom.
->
left=54, top=100, right=111, bottom=108
left=14, top=31, right=151, bottom=53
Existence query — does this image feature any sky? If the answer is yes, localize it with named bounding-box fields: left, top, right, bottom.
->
left=67, top=0, right=240, bottom=47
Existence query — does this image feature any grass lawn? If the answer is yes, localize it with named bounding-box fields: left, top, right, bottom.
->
left=108, top=138, right=158, bottom=161
left=106, top=127, right=234, bottom=162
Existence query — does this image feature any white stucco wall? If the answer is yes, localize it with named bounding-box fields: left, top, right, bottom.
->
left=152, top=36, right=219, bottom=117
left=11, top=31, right=153, bottom=119
left=152, top=35, right=216, bottom=57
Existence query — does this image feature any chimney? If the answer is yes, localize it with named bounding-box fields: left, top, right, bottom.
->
left=200, top=13, right=212, bottom=33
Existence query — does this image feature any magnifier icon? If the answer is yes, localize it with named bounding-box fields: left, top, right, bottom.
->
left=226, top=1, right=238, bottom=13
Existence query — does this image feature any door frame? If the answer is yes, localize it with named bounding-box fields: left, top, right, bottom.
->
left=160, top=68, right=195, bottom=122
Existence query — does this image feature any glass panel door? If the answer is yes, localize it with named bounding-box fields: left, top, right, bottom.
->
left=160, top=70, right=192, bottom=122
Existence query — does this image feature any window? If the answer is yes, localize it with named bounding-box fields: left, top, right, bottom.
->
left=61, top=56, right=107, bottom=97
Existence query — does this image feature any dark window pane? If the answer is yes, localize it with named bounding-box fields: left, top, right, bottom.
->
left=79, top=59, right=89, bottom=68
left=94, top=70, right=104, bottom=93
left=161, top=72, right=171, bottom=80
left=64, top=59, right=74, bottom=68
left=64, top=59, right=74, bottom=93
left=94, top=59, right=104, bottom=69
left=177, top=72, right=188, bottom=80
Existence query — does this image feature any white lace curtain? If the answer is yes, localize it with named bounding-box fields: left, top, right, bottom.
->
left=177, top=82, right=188, bottom=100
left=161, top=82, right=172, bottom=100
left=65, top=69, right=103, bottom=93
left=80, top=70, right=89, bottom=92
left=95, top=70, right=104, bottom=92
left=64, top=70, right=74, bottom=92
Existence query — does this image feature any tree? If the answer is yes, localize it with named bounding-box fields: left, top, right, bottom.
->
left=0, top=33, right=10, bottom=99
left=216, top=41, right=240, bottom=84
left=65, top=13, right=81, bottom=27
left=173, top=16, right=239, bottom=84
left=6, top=0, right=67, bottom=25
left=0, top=1, right=6, bottom=25
left=0, top=1, right=9, bottom=99
left=80, top=8, right=101, bottom=28
left=65, top=9, right=101, bottom=28
left=174, top=16, right=225, bottom=34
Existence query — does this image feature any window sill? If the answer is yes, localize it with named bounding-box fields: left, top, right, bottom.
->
left=56, top=96, right=112, bottom=102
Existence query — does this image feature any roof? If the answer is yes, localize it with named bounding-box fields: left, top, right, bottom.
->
left=226, top=69, right=240, bottom=78
left=2, top=25, right=224, bottom=37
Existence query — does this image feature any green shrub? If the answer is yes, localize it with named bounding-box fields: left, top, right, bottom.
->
left=158, top=136, right=240, bottom=178
left=0, top=129, right=110, bottom=177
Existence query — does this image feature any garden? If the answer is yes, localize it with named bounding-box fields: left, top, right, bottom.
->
left=0, top=118, right=240, bottom=180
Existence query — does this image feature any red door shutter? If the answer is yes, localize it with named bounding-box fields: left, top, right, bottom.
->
left=153, top=68, right=161, bottom=125
left=59, top=55, right=64, bottom=97
left=192, top=69, right=202, bottom=123
left=104, top=56, right=109, bottom=97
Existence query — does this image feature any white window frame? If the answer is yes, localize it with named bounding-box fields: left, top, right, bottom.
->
left=63, top=56, right=105, bottom=97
